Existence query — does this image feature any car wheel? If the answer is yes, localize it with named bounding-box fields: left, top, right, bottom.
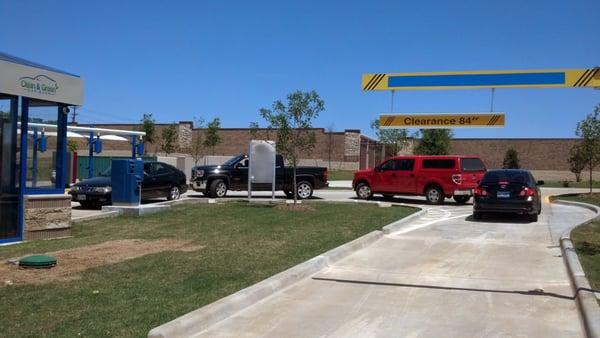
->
left=425, top=186, right=444, bottom=204
left=453, top=195, right=470, bottom=204
left=296, top=181, right=313, bottom=200
left=167, top=186, right=181, bottom=200
left=209, top=179, right=228, bottom=198
left=473, top=211, right=483, bottom=220
left=355, top=182, right=373, bottom=200
left=529, top=213, right=538, bottom=222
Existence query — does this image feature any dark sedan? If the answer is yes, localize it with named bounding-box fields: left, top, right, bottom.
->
left=70, top=161, right=187, bottom=208
left=473, top=169, right=544, bottom=222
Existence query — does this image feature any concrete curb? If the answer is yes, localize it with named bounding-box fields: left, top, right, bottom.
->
left=71, top=210, right=121, bottom=223
left=148, top=209, right=423, bottom=338
left=382, top=209, right=427, bottom=234
left=552, top=199, right=600, bottom=338
left=147, top=231, right=385, bottom=338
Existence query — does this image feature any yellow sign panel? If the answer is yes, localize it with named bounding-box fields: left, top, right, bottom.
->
left=363, top=68, right=600, bottom=91
left=379, top=113, right=505, bottom=129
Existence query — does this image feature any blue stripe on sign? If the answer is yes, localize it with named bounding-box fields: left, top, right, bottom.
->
left=387, top=72, right=565, bottom=87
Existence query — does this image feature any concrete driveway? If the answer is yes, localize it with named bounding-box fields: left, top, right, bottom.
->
left=191, top=189, right=595, bottom=337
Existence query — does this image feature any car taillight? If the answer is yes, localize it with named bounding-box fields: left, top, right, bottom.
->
left=519, top=187, right=536, bottom=197
left=324, top=168, right=328, bottom=182
left=452, top=174, right=462, bottom=184
left=474, top=187, right=487, bottom=196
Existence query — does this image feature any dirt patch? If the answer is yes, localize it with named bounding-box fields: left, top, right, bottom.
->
left=274, top=204, right=316, bottom=212
left=1, top=239, right=203, bottom=287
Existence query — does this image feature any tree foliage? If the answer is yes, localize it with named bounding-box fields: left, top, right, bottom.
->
left=568, top=144, right=586, bottom=182
left=161, top=123, right=178, bottom=156
left=67, top=140, right=79, bottom=153
left=575, top=104, right=600, bottom=193
left=258, top=90, right=325, bottom=204
left=370, top=119, right=408, bottom=157
left=414, top=129, right=453, bottom=155
left=502, top=148, right=520, bottom=169
left=204, top=118, right=222, bottom=155
left=139, top=113, right=156, bottom=153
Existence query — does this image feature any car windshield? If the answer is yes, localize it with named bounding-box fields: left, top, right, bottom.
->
left=461, top=158, right=486, bottom=171
left=222, top=155, right=245, bottom=166
left=481, top=171, right=529, bottom=184
left=99, top=167, right=111, bottom=177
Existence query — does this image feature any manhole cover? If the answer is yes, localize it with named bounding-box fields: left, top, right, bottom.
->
left=19, top=255, right=57, bottom=269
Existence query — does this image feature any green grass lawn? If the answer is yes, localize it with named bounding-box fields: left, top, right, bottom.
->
left=554, top=193, right=600, bottom=293
left=328, top=170, right=355, bottom=181
left=0, top=202, right=415, bottom=337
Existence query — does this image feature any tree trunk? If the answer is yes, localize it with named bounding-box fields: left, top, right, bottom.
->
left=590, top=164, right=593, bottom=195
left=292, top=158, right=297, bottom=205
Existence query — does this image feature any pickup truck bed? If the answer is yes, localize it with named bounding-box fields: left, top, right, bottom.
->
left=191, top=154, right=328, bottom=199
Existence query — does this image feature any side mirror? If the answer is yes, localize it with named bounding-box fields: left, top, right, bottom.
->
left=537, top=180, right=544, bottom=186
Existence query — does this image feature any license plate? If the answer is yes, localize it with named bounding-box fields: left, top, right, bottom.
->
left=497, top=191, right=510, bottom=198
left=77, top=194, right=86, bottom=201
left=454, top=189, right=472, bottom=196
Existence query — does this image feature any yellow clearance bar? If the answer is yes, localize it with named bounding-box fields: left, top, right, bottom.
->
left=363, top=68, right=600, bottom=91
left=379, top=113, right=505, bottom=129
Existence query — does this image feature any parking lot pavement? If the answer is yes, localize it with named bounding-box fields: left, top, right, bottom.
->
left=73, top=187, right=588, bottom=222
left=71, top=202, right=111, bottom=221
left=192, top=194, right=595, bottom=337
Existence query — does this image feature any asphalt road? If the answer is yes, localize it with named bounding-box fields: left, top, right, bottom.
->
left=186, top=188, right=594, bottom=338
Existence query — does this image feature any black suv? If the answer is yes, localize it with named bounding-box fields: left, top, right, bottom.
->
left=70, top=161, right=187, bottom=208
left=473, top=169, right=544, bottom=222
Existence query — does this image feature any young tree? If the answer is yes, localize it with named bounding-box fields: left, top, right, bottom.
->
left=568, top=144, right=586, bottom=182
left=370, top=119, right=408, bottom=157
left=326, top=123, right=335, bottom=169
left=502, top=148, right=520, bottom=169
left=249, top=121, right=274, bottom=141
left=204, top=118, right=221, bottom=155
left=139, top=113, right=156, bottom=154
left=161, top=123, right=178, bottom=156
left=259, top=90, right=325, bottom=204
left=414, top=129, right=453, bottom=155
left=190, top=116, right=205, bottom=165
left=67, top=140, right=79, bottom=153
left=575, top=104, right=600, bottom=194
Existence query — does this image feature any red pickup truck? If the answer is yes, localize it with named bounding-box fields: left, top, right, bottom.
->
left=352, top=155, right=487, bottom=204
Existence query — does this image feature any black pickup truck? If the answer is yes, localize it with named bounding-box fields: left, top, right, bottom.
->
left=191, top=154, right=328, bottom=199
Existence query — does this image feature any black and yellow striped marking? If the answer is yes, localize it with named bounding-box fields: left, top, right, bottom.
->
left=362, top=73, right=386, bottom=91
left=573, top=67, right=599, bottom=87
left=379, top=113, right=505, bottom=129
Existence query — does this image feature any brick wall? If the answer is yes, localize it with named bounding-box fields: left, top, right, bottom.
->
left=71, top=121, right=585, bottom=172
left=450, top=139, right=580, bottom=170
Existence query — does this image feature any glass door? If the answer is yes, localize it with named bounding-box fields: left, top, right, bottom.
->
left=0, top=95, right=20, bottom=241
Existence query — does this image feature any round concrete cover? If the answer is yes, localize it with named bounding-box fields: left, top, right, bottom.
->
left=19, top=255, right=57, bottom=268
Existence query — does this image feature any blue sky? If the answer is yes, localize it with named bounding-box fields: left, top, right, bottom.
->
left=2, top=0, right=599, bottom=138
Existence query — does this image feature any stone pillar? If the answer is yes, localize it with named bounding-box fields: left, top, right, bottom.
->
left=178, top=121, right=193, bottom=152
left=344, top=129, right=360, bottom=163
left=24, top=194, right=72, bottom=240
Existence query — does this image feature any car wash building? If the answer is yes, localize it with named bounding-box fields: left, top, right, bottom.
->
left=0, top=52, right=83, bottom=244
